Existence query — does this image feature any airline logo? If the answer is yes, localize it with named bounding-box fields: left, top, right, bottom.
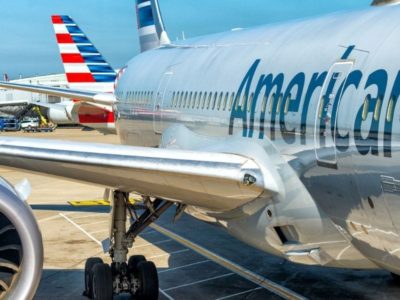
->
left=51, top=15, right=116, bottom=91
left=229, top=46, right=399, bottom=158
left=51, top=15, right=116, bottom=127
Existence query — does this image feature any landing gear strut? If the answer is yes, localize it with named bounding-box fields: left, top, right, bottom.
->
left=84, top=191, right=173, bottom=299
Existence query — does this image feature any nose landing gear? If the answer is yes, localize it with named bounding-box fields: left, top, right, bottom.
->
left=84, top=190, right=173, bottom=299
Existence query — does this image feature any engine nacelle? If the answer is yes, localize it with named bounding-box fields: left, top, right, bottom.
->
left=0, top=178, right=43, bottom=299
left=47, top=106, right=74, bottom=125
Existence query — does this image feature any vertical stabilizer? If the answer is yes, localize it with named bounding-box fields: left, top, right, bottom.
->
left=136, top=0, right=171, bottom=53
left=51, top=15, right=117, bottom=93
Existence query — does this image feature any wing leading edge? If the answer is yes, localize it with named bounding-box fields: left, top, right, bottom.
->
left=0, top=137, right=278, bottom=211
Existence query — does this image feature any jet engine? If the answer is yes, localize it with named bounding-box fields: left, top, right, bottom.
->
left=46, top=105, right=74, bottom=125
left=0, top=177, right=43, bottom=299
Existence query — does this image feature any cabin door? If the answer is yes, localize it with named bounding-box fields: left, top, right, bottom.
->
left=153, top=70, right=173, bottom=134
left=314, top=60, right=353, bottom=168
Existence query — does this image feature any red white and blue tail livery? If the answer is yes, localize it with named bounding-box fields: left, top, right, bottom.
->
left=51, top=15, right=116, bottom=131
left=52, top=15, right=117, bottom=92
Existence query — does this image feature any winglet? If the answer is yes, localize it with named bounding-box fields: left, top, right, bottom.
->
left=136, top=0, right=171, bottom=52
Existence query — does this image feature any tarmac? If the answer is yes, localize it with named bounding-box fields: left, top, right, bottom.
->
left=1, top=128, right=400, bottom=300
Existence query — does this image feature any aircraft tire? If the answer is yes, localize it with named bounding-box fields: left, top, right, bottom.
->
left=84, top=257, right=103, bottom=298
left=92, top=263, right=113, bottom=300
left=391, top=272, right=400, bottom=283
left=128, top=255, right=146, bottom=274
left=136, top=261, right=159, bottom=300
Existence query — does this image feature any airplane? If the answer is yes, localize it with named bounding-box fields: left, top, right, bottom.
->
left=1, top=0, right=400, bottom=299
left=0, top=16, right=117, bottom=133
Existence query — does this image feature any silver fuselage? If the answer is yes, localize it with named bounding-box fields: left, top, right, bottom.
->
left=114, top=6, right=400, bottom=273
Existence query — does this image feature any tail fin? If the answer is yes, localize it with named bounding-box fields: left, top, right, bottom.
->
left=136, top=0, right=171, bottom=52
left=51, top=15, right=117, bottom=93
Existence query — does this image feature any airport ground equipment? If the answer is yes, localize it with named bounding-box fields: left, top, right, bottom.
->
left=3, top=118, right=20, bottom=132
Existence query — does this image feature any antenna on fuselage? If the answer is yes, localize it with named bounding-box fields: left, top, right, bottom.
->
left=371, top=0, right=400, bottom=6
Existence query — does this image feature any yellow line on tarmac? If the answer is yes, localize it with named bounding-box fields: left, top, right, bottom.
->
left=68, top=198, right=138, bottom=206
left=150, top=223, right=308, bottom=300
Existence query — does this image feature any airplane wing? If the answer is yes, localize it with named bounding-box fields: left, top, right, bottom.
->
left=0, top=82, right=116, bottom=106
left=0, top=100, right=31, bottom=106
left=0, top=136, right=279, bottom=211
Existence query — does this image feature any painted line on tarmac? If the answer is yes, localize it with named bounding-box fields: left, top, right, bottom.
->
left=133, top=239, right=172, bottom=249
left=159, top=288, right=174, bottom=300
left=59, top=213, right=102, bottom=246
left=216, top=287, right=263, bottom=300
left=151, top=224, right=307, bottom=300
left=148, top=249, right=190, bottom=260
left=163, top=273, right=234, bottom=292
left=38, top=214, right=63, bottom=223
left=158, top=259, right=211, bottom=274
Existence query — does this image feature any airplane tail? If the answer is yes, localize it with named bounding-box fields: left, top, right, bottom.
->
left=136, top=0, right=171, bottom=52
left=51, top=15, right=116, bottom=93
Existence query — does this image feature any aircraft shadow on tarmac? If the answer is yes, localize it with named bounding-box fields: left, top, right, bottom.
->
left=31, top=204, right=400, bottom=300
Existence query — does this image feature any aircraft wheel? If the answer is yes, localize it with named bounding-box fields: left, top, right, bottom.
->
left=136, top=261, right=159, bottom=300
left=84, top=257, right=103, bottom=298
left=392, top=272, right=400, bottom=283
left=92, top=263, right=113, bottom=300
left=128, top=255, right=146, bottom=274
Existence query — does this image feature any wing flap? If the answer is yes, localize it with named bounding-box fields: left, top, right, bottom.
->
left=0, top=82, right=116, bottom=106
left=0, top=137, right=275, bottom=211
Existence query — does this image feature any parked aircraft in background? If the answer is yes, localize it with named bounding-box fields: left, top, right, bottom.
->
left=0, top=16, right=117, bottom=133
left=1, top=0, right=400, bottom=299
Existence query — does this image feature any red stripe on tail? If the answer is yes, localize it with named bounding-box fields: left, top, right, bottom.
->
left=66, top=73, right=96, bottom=83
left=56, top=34, right=74, bottom=44
left=51, top=16, right=63, bottom=24
left=61, top=54, right=84, bottom=63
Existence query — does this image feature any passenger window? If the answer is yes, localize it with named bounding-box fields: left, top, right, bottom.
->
left=171, top=92, right=176, bottom=107
left=247, top=92, right=254, bottom=113
left=284, top=93, right=291, bottom=114
left=318, top=96, right=325, bottom=119
left=217, top=92, right=223, bottom=110
left=387, top=96, right=394, bottom=123
left=192, top=92, right=197, bottom=108
left=229, top=93, right=235, bottom=111
left=361, top=95, right=370, bottom=121
left=240, top=91, right=248, bottom=109
left=261, top=94, right=267, bottom=113
left=374, top=97, right=382, bottom=121
left=201, top=92, right=207, bottom=109
left=182, top=92, right=189, bottom=108
left=173, top=92, right=177, bottom=107
left=197, top=92, right=202, bottom=109
left=179, top=91, right=184, bottom=107
left=269, top=93, right=276, bottom=114
left=210, top=92, right=216, bottom=110
left=207, top=93, right=212, bottom=109
left=223, top=92, right=229, bottom=111
left=188, top=92, right=193, bottom=109
left=276, top=94, right=282, bottom=115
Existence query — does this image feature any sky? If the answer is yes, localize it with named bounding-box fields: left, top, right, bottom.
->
left=0, top=0, right=372, bottom=79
